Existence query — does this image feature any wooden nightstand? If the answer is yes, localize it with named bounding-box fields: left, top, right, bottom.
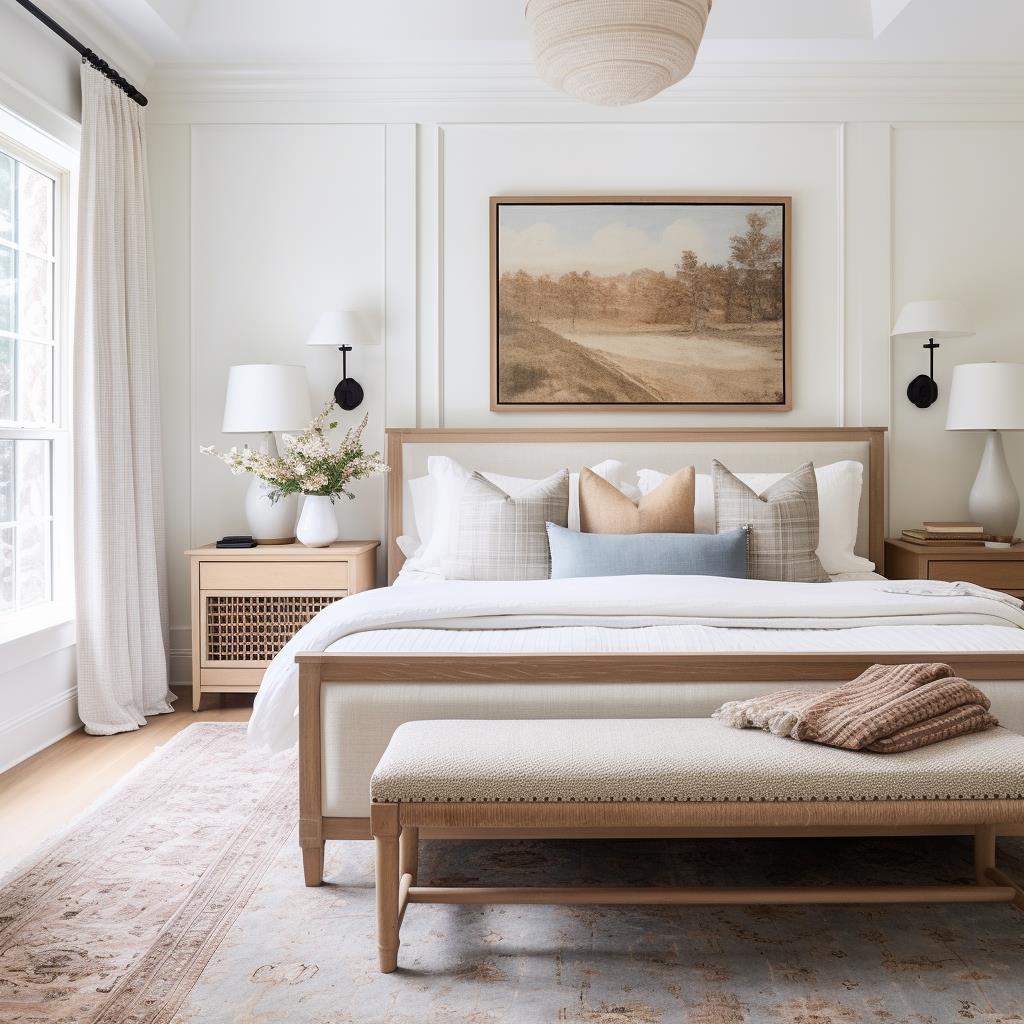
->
left=186, top=541, right=379, bottom=710
left=885, top=538, right=1024, bottom=600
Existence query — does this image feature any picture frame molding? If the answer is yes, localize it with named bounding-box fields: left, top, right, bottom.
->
left=489, top=194, right=793, bottom=413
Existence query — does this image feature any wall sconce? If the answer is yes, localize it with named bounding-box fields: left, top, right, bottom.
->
left=891, top=300, right=974, bottom=408
left=306, top=310, right=378, bottom=411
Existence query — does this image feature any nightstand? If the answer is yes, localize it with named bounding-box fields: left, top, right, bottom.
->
left=884, top=538, right=1024, bottom=601
left=186, top=541, right=379, bottom=710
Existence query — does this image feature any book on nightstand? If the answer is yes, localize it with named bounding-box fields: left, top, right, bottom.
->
left=901, top=524, right=993, bottom=546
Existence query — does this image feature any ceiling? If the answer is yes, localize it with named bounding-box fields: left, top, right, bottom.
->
left=50, top=0, right=1024, bottom=72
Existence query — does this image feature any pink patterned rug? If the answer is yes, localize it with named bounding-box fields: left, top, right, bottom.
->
left=3, top=723, right=1024, bottom=1024
left=0, top=724, right=295, bottom=1024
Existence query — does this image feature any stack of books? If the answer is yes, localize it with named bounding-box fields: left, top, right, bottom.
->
left=901, top=522, right=992, bottom=547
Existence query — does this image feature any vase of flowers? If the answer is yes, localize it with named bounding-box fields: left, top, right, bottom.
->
left=202, top=403, right=388, bottom=547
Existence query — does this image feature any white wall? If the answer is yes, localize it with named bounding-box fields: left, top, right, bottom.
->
left=891, top=124, right=1024, bottom=532
left=144, top=87, right=1024, bottom=682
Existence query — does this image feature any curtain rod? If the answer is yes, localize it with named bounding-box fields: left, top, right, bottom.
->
left=12, top=0, right=148, bottom=106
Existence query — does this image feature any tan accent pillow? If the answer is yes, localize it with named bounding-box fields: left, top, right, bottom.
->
left=579, top=465, right=695, bottom=534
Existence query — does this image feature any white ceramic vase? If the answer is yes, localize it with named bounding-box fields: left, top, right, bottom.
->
left=296, top=495, right=339, bottom=547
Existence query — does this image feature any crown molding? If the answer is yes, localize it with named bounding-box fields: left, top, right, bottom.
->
left=143, top=59, right=1024, bottom=124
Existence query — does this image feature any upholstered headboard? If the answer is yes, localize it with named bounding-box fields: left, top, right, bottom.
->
left=385, top=427, right=887, bottom=584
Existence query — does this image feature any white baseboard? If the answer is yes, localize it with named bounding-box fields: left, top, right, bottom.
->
left=0, top=687, right=81, bottom=774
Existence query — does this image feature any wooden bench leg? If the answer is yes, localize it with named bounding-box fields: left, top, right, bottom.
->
left=373, top=805, right=401, bottom=973
left=302, top=842, right=325, bottom=887
left=974, top=825, right=996, bottom=885
left=400, top=826, right=419, bottom=885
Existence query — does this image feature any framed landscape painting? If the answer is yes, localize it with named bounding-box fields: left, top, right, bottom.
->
left=490, top=195, right=791, bottom=411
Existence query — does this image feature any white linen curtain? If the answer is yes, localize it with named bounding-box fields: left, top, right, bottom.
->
left=74, top=65, right=172, bottom=734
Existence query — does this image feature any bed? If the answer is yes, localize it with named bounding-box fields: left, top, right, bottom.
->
left=244, top=426, right=1024, bottom=881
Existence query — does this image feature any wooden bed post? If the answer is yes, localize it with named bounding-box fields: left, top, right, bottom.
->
left=298, top=657, right=325, bottom=886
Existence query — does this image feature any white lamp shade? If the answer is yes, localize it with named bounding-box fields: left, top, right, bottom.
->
left=891, top=300, right=974, bottom=339
left=946, top=362, right=1024, bottom=431
left=221, top=364, right=312, bottom=433
left=306, top=310, right=376, bottom=348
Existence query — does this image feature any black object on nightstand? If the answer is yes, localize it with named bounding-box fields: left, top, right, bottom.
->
left=216, top=535, right=257, bottom=549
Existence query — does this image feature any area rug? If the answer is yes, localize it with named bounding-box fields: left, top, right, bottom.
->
left=2, top=724, right=1024, bottom=1024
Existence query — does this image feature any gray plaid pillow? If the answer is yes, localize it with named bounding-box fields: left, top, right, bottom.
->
left=713, top=460, right=829, bottom=583
left=445, top=470, right=570, bottom=581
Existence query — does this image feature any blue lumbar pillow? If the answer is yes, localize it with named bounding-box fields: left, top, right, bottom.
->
left=546, top=523, right=748, bottom=580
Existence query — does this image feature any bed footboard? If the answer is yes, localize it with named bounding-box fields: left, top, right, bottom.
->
left=296, top=651, right=1024, bottom=886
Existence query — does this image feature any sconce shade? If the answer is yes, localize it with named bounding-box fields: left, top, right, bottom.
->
left=946, top=362, right=1024, bottom=431
left=221, top=364, right=311, bottom=433
left=306, top=310, right=377, bottom=348
left=891, top=300, right=974, bottom=339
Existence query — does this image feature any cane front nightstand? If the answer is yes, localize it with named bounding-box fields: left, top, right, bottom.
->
left=186, top=541, right=379, bottom=710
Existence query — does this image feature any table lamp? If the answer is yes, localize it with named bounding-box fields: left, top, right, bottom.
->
left=222, top=363, right=312, bottom=543
left=891, top=300, right=974, bottom=408
left=306, top=311, right=377, bottom=411
left=946, top=362, right=1024, bottom=538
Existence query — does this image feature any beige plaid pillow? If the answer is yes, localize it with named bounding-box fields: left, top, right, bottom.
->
left=444, top=470, right=569, bottom=581
left=713, top=460, right=829, bottom=583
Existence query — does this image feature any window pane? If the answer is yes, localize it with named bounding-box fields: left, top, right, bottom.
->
left=0, top=439, right=11, bottom=522
left=18, top=165, right=53, bottom=256
left=0, top=526, right=13, bottom=612
left=0, top=337, right=12, bottom=421
left=0, top=153, right=12, bottom=242
left=16, top=340, right=52, bottom=425
left=0, top=244, right=13, bottom=332
left=15, top=439, right=49, bottom=519
left=16, top=520, right=50, bottom=608
left=19, top=252, right=51, bottom=340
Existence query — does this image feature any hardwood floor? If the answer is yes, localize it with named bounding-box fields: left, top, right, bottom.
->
left=0, top=693, right=253, bottom=875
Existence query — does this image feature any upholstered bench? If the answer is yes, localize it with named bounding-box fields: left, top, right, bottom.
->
left=369, top=718, right=1024, bottom=973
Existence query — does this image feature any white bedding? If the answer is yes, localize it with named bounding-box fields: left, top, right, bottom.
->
left=248, top=574, right=1024, bottom=753
left=326, top=623, right=1024, bottom=655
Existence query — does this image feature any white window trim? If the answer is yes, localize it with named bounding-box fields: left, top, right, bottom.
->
left=0, top=105, right=77, bottom=657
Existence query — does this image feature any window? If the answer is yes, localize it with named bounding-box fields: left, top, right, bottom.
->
left=0, top=121, right=72, bottom=632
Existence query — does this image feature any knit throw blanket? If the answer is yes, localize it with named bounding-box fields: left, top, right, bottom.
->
left=713, top=663, right=998, bottom=753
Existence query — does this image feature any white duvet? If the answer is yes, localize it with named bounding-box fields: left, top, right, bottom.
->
left=247, top=575, right=1024, bottom=753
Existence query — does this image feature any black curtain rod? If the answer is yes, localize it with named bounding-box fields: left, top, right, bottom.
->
left=13, top=0, right=148, bottom=106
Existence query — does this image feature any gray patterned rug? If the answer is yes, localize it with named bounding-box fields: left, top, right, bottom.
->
left=2, top=723, right=1023, bottom=1024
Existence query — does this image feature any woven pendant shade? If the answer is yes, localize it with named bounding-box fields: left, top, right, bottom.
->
left=526, top=0, right=712, bottom=106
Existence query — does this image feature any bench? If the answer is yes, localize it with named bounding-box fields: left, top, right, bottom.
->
left=368, top=718, right=1024, bottom=973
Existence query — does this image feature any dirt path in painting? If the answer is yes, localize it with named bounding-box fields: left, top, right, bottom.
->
left=497, top=320, right=662, bottom=404
left=497, top=319, right=784, bottom=405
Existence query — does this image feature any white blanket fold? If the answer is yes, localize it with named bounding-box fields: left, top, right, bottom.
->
left=247, top=575, right=1024, bottom=753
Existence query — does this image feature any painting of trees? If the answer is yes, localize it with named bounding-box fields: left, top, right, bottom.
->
left=493, top=197, right=789, bottom=409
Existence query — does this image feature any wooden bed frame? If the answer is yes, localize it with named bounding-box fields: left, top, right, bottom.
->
left=297, top=426, right=1024, bottom=883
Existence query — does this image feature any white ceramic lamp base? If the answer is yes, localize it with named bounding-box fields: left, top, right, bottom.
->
left=968, top=430, right=1020, bottom=539
left=245, top=476, right=297, bottom=544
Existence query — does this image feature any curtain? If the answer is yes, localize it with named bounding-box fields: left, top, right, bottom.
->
left=74, top=65, right=172, bottom=735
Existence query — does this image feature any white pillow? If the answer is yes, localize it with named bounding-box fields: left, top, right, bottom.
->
left=404, top=457, right=638, bottom=576
left=636, top=461, right=873, bottom=575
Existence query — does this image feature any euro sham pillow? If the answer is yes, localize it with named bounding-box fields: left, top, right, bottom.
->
left=712, top=460, right=830, bottom=583
left=579, top=465, right=695, bottom=534
left=547, top=523, right=748, bottom=580
left=444, top=470, right=570, bottom=581
left=637, top=460, right=871, bottom=574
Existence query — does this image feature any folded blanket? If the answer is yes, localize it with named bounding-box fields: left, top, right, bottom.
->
left=713, top=662, right=998, bottom=753
left=882, top=580, right=1023, bottom=609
